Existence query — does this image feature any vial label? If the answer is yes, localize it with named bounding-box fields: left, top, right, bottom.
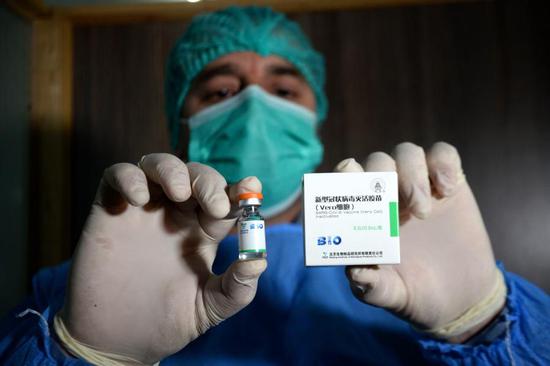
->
left=239, top=220, right=266, bottom=253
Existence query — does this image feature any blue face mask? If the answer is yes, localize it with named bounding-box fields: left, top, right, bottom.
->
left=186, top=85, right=324, bottom=217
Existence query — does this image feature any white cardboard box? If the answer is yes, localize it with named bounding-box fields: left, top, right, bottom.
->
left=302, top=172, right=400, bottom=266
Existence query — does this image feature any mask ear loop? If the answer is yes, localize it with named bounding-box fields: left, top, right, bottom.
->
left=172, top=117, right=191, bottom=158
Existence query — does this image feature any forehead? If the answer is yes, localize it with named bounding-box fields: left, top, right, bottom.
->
left=197, top=51, right=302, bottom=79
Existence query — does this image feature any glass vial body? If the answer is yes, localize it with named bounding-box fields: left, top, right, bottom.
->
left=238, top=193, right=267, bottom=260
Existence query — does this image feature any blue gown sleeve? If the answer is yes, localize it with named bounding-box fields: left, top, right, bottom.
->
left=418, top=264, right=550, bottom=365
left=2, top=260, right=548, bottom=365
left=0, top=262, right=89, bottom=365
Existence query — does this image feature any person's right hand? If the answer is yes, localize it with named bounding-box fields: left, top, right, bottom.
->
left=59, top=153, right=267, bottom=365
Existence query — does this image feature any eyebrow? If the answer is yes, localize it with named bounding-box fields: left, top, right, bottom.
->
left=193, top=63, right=240, bottom=85
left=266, top=64, right=303, bottom=79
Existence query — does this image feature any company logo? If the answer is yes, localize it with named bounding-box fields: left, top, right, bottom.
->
left=370, top=178, right=386, bottom=193
left=249, top=223, right=264, bottom=229
left=317, top=235, right=342, bottom=245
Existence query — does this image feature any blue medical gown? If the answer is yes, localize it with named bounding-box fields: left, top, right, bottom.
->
left=1, top=223, right=549, bottom=365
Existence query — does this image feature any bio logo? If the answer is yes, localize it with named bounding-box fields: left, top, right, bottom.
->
left=317, top=235, right=342, bottom=245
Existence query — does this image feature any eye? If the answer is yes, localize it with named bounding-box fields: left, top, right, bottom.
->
left=203, top=87, right=238, bottom=103
left=215, top=88, right=233, bottom=98
left=274, top=87, right=298, bottom=99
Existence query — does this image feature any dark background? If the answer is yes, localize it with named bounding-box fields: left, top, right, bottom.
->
left=72, top=1, right=550, bottom=291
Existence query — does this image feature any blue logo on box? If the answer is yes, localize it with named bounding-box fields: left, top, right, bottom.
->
left=317, top=236, right=342, bottom=245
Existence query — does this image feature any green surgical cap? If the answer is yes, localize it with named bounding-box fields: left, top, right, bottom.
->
left=165, top=6, right=328, bottom=149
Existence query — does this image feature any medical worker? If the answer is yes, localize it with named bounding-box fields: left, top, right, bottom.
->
left=1, top=6, right=549, bottom=366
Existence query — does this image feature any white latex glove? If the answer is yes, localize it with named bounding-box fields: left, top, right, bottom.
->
left=59, top=154, right=267, bottom=365
left=335, top=142, right=506, bottom=342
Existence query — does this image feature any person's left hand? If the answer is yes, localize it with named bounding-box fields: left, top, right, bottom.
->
left=335, top=142, right=506, bottom=342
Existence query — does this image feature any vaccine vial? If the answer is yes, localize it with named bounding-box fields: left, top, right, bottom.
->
left=238, top=192, right=267, bottom=260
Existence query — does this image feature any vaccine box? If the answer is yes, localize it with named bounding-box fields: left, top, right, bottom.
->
left=302, top=172, right=400, bottom=266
